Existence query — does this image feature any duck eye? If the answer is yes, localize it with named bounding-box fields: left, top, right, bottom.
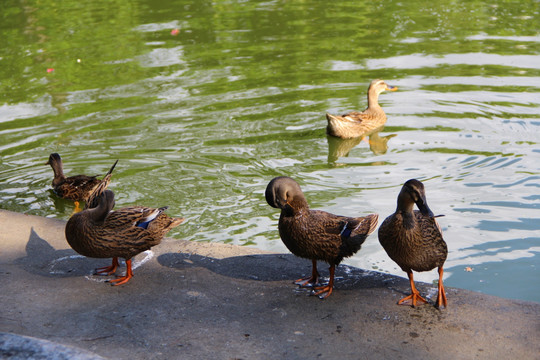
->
left=414, top=190, right=424, bottom=203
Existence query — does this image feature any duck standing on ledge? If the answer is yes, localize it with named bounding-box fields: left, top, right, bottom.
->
left=326, top=79, right=397, bottom=139
left=46, top=153, right=118, bottom=210
left=65, top=189, right=184, bottom=285
left=378, top=179, right=448, bottom=308
left=265, top=176, right=378, bottom=298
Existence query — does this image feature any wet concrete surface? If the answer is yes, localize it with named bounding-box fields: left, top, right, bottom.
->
left=0, top=209, right=539, bottom=359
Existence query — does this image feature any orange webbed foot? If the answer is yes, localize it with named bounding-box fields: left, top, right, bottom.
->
left=294, top=275, right=319, bottom=287
left=400, top=271, right=429, bottom=307
left=398, top=292, right=428, bottom=307
left=312, top=284, right=333, bottom=299
left=107, top=259, right=133, bottom=286
left=311, top=264, right=335, bottom=299
left=108, top=274, right=132, bottom=286
left=436, top=291, right=447, bottom=309
left=294, top=259, right=319, bottom=287
left=95, top=257, right=119, bottom=276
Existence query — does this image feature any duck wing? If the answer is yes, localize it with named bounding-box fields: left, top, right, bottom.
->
left=105, top=206, right=166, bottom=229
left=339, top=111, right=372, bottom=123
left=305, top=210, right=378, bottom=264
left=57, top=175, right=100, bottom=200
left=415, top=212, right=448, bottom=269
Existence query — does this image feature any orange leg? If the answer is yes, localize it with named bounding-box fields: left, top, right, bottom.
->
left=109, top=259, right=133, bottom=286
left=436, top=266, right=448, bottom=308
left=295, top=259, right=319, bottom=286
left=95, top=257, right=119, bottom=276
left=398, top=271, right=428, bottom=307
left=313, top=264, right=335, bottom=299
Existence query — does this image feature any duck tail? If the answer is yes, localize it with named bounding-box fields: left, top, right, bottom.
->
left=157, top=207, right=185, bottom=230
left=140, top=207, right=184, bottom=232
left=326, top=113, right=337, bottom=122
left=106, top=159, right=119, bottom=176
left=168, top=217, right=185, bottom=229
left=364, top=213, right=379, bottom=235
left=84, top=160, right=119, bottom=210
left=338, top=214, right=379, bottom=258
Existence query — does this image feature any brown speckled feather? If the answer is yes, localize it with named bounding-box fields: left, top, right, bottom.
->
left=267, top=176, right=378, bottom=266
left=378, top=179, right=448, bottom=307
left=326, top=79, right=397, bottom=139
left=54, top=176, right=101, bottom=201
left=46, top=153, right=117, bottom=204
left=84, top=159, right=118, bottom=210
left=378, top=179, right=448, bottom=273
left=65, top=190, right=184, bottom=261
left=379, top=210, right=447, bottom=273
left=279, top=209, right=378, bottom=265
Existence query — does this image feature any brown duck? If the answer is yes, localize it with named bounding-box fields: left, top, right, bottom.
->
left=265, top=176, right=378, bottom=298
left=65, top=189, right=184, bottom=285
left=326, top=79, right=397, bottom=139
left=378, top=179, right=448, bottom=308
left=46, top=153, right=118, bottom=210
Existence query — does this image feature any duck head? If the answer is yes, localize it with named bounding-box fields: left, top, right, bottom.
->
left=45, top=153, right=62, bottom=166
left=398, top=179, right=434, bottom=217
left=46, top=153, right=65, bottom=185
left=265, top=176, right=309, bottom=211
left=369, top=79, right=398, bottom=96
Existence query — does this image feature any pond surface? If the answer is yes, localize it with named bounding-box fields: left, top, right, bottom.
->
left=1, top=0, right=539, bottom=302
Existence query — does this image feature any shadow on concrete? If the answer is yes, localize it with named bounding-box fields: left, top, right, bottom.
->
left=15, top=227, right=112, bottom=278
left=14, top=226, right=413, bottom=300
left=157, top=251, right=409, bottom=294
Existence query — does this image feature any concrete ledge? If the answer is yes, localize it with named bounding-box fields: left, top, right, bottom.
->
left=0, top=332, right=106, bottom=360
left=0, top=209, right=539, bottom=359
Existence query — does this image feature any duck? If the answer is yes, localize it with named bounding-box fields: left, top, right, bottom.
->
left=65, top=189, right=184, bottom=285
left=46, top=153, right=118, bottom=210
left=265, top=176, right=379, bottom=298
left=378, top=179, right=448, bottom=308
left=326, top=79, right=397, bottom=139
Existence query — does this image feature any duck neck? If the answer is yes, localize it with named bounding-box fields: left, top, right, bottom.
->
left=283, top=197, right=309, bottom=217
left=88, top=198, right=113, bottom=223
left=396, top=199, right=416, bottom=229
left=366, top=91, right=383, bottom=113
left=50, top=163, right=66, bottom=185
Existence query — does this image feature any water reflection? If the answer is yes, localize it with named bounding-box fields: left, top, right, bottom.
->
left=368, top=132, right=397, bottom=155
left=327, top=131, right=397, bottom=164
left=327, top=135, right=363, bottom=165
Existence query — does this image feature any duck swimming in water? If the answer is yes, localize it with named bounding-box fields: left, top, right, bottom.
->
left=326, top=79, right=397, bottom=139
left=46, top=153, right=118, bottom=210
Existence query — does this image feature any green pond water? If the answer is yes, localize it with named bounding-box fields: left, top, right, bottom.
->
left=1, top=0, right=539, bottom=302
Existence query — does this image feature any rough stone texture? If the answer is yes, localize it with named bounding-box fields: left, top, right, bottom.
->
left=0, top=209, right=539, bottom=360
left=0, top=332, right=106, bottom=360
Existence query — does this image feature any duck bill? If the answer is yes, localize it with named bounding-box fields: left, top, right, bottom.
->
left=386, top=85, right=398, bottom=92
left=417, top=200, right=435, bottom=217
